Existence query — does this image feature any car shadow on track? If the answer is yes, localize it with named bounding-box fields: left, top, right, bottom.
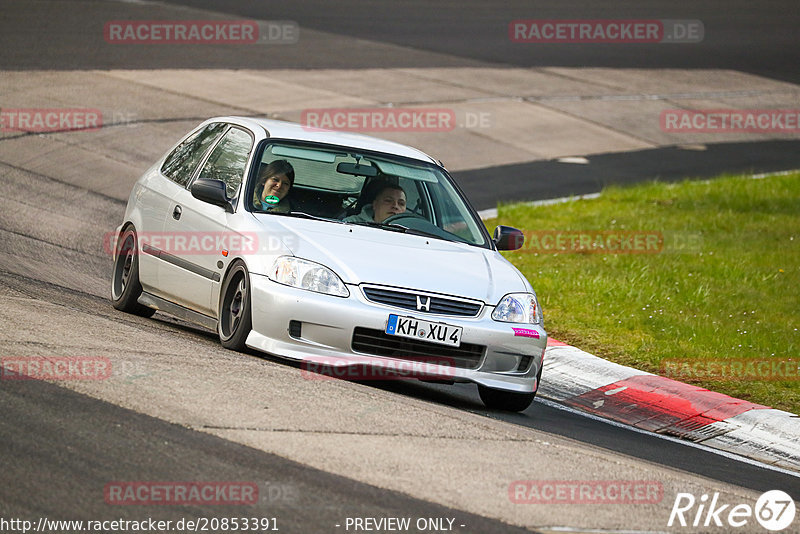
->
left=146, top=312, right=533, bottom=415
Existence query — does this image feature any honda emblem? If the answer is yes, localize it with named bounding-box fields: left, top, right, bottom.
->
left=416, top=295, right=431, bottom=312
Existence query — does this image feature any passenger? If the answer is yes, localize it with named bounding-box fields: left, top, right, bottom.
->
left=344, top=183, right=406, bottom=223
left=253, top=160, right=294, bottom=213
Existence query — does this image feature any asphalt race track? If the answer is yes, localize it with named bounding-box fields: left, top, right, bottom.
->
left=1, top=1, right=799, bottom=532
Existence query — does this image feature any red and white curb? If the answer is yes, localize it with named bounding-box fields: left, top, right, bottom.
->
left=539, top=338, right=800, bottom=472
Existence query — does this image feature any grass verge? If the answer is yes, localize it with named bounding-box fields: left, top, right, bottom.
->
left=485, top=171, right=800, bottom=414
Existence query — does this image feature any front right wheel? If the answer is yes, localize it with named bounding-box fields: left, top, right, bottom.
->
left=478, top=385, right=536, bottom=412
left=111, top=226, right=155, bottom=317
left=478, top=364, right=541, bottom=412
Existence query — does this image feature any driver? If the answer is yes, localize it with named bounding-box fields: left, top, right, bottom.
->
left=345, top=183, right=406, bottom=223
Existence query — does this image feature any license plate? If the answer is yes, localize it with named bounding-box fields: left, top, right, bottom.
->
left=385, top=314, right=462, bottom=347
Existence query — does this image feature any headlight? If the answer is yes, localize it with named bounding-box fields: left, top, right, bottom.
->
left=492, top=292, right=542, bottom=324
left=269, top=256, right=349, bottom=297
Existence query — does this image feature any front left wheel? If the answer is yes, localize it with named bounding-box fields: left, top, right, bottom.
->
left=218, top=260, right=252, bottom=350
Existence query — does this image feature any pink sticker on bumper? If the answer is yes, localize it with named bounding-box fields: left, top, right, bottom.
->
left=512, top=328, right=540, bottom=339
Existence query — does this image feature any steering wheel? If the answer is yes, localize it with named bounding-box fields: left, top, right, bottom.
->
left=383, top=212, right=425, bottom=225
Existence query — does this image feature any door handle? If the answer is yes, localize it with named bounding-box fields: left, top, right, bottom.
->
left=172, top=205, right=182, bottom=220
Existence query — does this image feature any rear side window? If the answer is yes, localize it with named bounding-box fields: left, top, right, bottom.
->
left=161, top=122, right=226, bottom=187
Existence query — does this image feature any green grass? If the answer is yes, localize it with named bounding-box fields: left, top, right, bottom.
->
left=486, top=172, right=800, bottom=414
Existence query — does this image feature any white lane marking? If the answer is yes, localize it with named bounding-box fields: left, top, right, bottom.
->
left=751, top=169, right=799, bottom=179
left=557, top=156, right=590, bottom=164
left=477, top=193, right=602, bottom=219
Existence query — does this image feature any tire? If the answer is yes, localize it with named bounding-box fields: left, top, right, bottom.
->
left=478, top=385, right=536, bottom=412
left=111, top=226, right=156, bottom=318
left=478, top=365, right=542, bottom=412
left=218, top=260, right=252, bottom=351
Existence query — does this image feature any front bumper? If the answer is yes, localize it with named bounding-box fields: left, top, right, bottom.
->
left=246, top=274, right=547, bottom=393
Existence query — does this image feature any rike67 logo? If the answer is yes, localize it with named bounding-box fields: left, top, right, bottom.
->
left=668, top=490, right=796, bottom=531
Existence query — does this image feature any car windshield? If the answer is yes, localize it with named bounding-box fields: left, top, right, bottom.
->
left=248, top=142, right=489, bottom=247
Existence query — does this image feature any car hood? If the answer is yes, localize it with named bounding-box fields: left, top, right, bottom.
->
left=260, top=217, right=531, bottom=304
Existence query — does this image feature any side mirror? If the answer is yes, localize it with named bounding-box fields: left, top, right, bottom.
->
left=493, top=225, right=525, bottom=251
left=191, top=179, right=233, bottom=213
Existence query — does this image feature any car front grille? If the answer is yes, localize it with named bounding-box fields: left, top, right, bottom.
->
left=361, top=285, right=483, bottom=317
left=351, top=327, right=485, bottom=370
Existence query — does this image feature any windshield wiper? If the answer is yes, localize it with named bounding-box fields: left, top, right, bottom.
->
left=348, top=220, right=407, bottom=233
left=265, top=211, right=340, bottom=223
left=393, top=226, right=447, bottom=240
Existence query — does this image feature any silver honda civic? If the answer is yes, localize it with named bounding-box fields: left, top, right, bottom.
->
left=111, top=116, right=546, bottom=411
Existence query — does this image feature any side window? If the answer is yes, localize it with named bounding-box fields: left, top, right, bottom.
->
left=427, top=181, right=485, bottom=243
left=161, top=123, right=226, bottom=187
left=196, top=127, right=253, bottom=200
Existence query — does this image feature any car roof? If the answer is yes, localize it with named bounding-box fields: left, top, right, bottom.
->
left=215, top=116, right=439, bottom=165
